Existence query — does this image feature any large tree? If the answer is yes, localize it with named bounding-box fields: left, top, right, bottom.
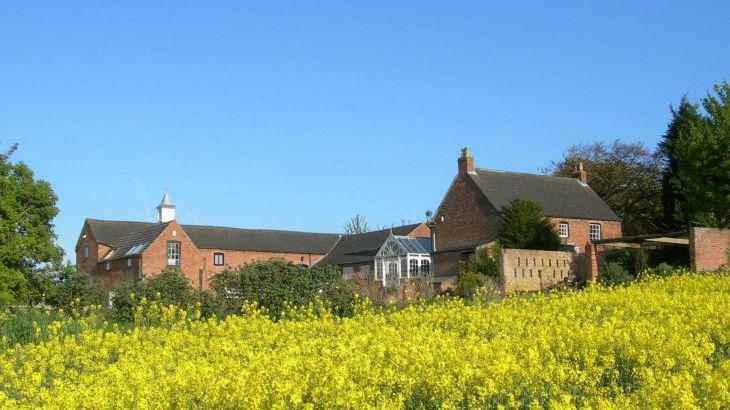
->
left=543, top=140, right=664, bottom=235
left=499, top=199, right=560, bottom=250
left=660, top=82, right=730, bottom=228
left=0, top=144, right=62, bottom=305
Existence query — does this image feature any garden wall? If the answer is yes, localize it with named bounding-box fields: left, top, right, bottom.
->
left=690, top=227, right=730, bottom=271
left=500, top=248, right=584, bottom=292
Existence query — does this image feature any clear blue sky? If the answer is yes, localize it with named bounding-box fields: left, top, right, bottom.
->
left=2, top=1, right=729, bottom=262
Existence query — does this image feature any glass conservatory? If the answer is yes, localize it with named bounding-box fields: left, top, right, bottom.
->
left=374, top=233, right=432, bottom=286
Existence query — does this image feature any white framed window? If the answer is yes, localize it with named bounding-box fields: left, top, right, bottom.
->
left=83, top=245, right=89, bottom=259
left=359, top=265, right=371, bottom=279
left=127, top=258, right=132, bottom=268
left=559, top=222, right=569, bottom=238
left=589, top=223, right=601, bottom=241
left=105, top=261, right=111, bottom=271
left=376, top=260, right=383, bottom=280
left=342, top=266, right=354, bottom=279
left=167, top=241, right=180, bottom=266
left=409, top=259, right=419, bottom=277
left=213, top=253, right=224, bottom=266
left=420, top=259, right=430, bottom=275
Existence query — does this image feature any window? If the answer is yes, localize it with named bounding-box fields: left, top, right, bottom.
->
left=420, top=259, right=430, bottom=275
left=376, top=260, right=383, bottom=280
left=342, top=267, right=353, bottom=279
left=213, top=253, right=224, bottom=266
left=105, top=262, right=110, bottom=271
left=388, top=262, right=398, bottom=277
left=559, top=222, right=569, bottom=238
left=83, top=246, right=89, bottom=259
left=166, top=241, right=180, bottom=266
left=589, top=223, right=601, bottom=241
left=127, top=258, right=132, bottom=268
left=409, top=259, right=419, bottom=277
left=359, top=265, right=371, bottom=278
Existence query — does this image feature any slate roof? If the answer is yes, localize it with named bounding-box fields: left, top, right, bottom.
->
left=86, top=219, right=156, bottom=245
left=103, top=222, right=170, bottom=261
left=181, top=225, right=340, bottom=254
left=470, top=169, right=621, bottom=221
left=84, top=219, right=340, bottom=255
left=315, top=224, right=425, bottom=266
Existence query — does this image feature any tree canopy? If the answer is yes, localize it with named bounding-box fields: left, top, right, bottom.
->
left=543, top=140, right=664, bottom=235
left=0, top=143, right=62, bottom=305
left=660, top=82, right=730, bottom=229
left=499, top=199, right=560, bottom=250
left=344, top=214, right=369, bottom=234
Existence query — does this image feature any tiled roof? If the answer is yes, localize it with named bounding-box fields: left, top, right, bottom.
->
left=470, top=169, right=621, bottom=221
left=84, top=219, right=340, bottom=255
left=181, top=225, right=340, bottom=254
left=315, top=224, right=425, bottom=266
left=103, top=222, right=170, bottom=261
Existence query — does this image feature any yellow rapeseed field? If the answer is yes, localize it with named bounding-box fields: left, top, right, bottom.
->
left=0, top=273, right=729, bottom=409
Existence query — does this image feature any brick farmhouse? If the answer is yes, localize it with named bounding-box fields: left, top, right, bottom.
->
left=430, top=148, right=622, bottom=287
left=76, top=191, right=339, bottom=290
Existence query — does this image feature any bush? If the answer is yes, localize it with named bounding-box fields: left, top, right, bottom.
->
left=598, top=262, right=634, bottom=286
left=648, top=263, right=675, bottom=278
left=211, top=259, right=356, bottom=319
left=605, top=249, right=637, bottom=276
left=46, top=265, right=103, bottom=312
left=108, top=269, right=217, bottom=322
left=456, top=272, right=487, bottom=299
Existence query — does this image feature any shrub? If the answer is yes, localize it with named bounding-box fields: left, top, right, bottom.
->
left=605, top=249, right=637, bottom=276
left=500, top=199, right=560, bottom=250
left=46, top=265, right=103, bottom=312
left=456, top=272, right=487, bottom=299
left=211, top=259, right=356, bottom=319
left=598, top=262, right=633, bottom=286
left=649, top=263, right=675, bottom=278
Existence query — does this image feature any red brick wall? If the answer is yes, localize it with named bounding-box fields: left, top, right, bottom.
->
left=432, top=174, right=501, bottom=257
left=501, top=248, right=583, bottom=292
left=141, top=221, right=204, bottom=289
left=432, top=250, right=470, bottom=279
left=690, top=227, right=730, bottom=271
left=550, top=218, right=622, bottom=253
left=199, top=249, right=328, bottom=287
left=92, top=256, right=141, bottom=288
left=75, top=222, right=112, bottom=276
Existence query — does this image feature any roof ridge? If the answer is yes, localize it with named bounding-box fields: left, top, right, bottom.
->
left=474, top=168, right=579, bottom=181
left=181, top=224, right=340, bottom=236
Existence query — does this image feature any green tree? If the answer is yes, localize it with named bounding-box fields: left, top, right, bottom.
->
left=543, top=140, right=664, bottom=235
left=0, top=144, right=62, bottom=305
left=661, top=82, right=730, bottom=228
left=499, top=199, right=560, bottom=250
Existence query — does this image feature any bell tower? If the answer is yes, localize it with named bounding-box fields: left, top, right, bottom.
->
left=157, top=189, right=176, bottom=223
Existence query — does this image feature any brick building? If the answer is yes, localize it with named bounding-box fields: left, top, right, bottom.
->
left=75, top=191, right=340, bottom=290
left=315, top=224, right=432, bottom=285
left=431, top=148, right=622, bottom=286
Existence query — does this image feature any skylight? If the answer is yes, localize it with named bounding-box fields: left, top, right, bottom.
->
left=125, top=243, right=147, bottom=256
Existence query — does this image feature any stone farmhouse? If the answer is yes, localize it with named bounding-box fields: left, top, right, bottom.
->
left=76, top=191, right=340, bottom=290
left=430, top=148, right=622, bottom=287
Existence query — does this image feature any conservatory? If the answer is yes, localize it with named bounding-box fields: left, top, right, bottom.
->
left=374, top=233, right=432, bottom=286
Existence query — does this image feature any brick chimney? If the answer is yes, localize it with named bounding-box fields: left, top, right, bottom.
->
left=458, top=146, right=474, bottom=175
left=574, top=161, right=588, bottom=185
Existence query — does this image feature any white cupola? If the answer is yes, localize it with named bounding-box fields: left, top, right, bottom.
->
left=157, top=189, right=176, bottom=223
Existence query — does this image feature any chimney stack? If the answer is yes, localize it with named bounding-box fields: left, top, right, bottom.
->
left=575, top=161, right=588, bottom=185
left=458, top=146, right=474, bottom=175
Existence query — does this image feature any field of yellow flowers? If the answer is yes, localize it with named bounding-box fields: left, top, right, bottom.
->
left=1, top=273, right=729, bottom=409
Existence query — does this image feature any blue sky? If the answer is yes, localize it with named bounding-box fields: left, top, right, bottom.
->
left=1, top=1, right=729, bottom=261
